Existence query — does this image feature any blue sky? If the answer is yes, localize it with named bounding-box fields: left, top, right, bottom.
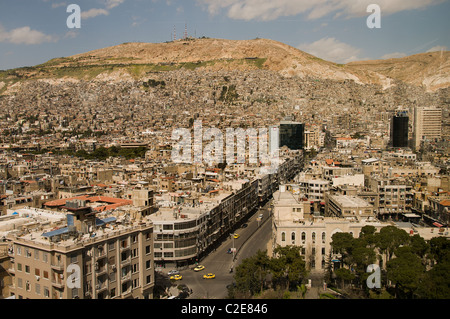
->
left=0, top=0, right=449, bottom=70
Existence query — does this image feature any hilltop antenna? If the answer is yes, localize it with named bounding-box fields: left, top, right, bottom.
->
left=184, top=23, right=188, bottom=40
left=173, top=25, right=176, bottom=41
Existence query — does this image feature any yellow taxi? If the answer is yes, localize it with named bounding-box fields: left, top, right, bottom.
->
left=170, top=274, right=183, bottom=281
left=203, top=273, right=216, bottom=279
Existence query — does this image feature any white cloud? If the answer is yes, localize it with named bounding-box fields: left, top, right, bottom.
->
left=81, top=0, right=125, bottom=20
left=64, top=30, right=79, bottom=39
left=298, top=37, right=362, bottom=64
left=81, top=8, right=109, bottom=19
left=105, top=0, right=125, bottom=9
left=0, top=25, right=57, bottom=45
left=380, top=52, right=407, bottom=59
left=197, top=0, right=444, bottom=21
left=426, top=45, right=448, bottom=52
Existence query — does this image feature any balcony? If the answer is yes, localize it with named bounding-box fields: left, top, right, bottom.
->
left=51, top=263, right=65, bottom=272
left=52, top=279, right=65, bottom=289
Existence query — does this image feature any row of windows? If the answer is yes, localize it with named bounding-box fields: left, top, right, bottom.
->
left=16, top=279, right=50, bottom=297
left=281, top=231, right=326, bottom=242
left=15, top=246, right=49, bottom=262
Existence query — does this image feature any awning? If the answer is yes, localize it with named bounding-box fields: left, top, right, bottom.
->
left=433, top=222, right=443, bottom=228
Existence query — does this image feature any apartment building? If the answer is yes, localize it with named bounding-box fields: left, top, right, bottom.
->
left=6, top=200, right=154, bottom=299
left=325, top=193, right=375, bottom=219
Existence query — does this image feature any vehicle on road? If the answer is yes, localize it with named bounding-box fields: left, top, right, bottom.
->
left=194, top=265, right=205, bottom=271
left=259, top=213, right=264, bottom=219
left=203, top=273, right=216, bottom=279
left=227, top=248, right=232, bottom=254
left=233, top=233, right=240, bottom=239
left=168, top=270, right=180, bottom=276
left=170, top=274, right=183, bottom=281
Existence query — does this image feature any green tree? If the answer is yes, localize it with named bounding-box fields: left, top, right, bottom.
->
left=334, top=268, right=355, bottom=289
left=386, top=247, right=425, bottom=298
left=375, top=226, right=410, bottom=262
left=270, top=245, right=306, bottom=290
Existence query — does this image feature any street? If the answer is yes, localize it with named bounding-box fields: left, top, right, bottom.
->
left=162, top=200, right=273, bottom=299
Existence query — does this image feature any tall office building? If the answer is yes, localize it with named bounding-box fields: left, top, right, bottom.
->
left=279, top=121, right=304, bottom=150
left=413, top=106, right=442, bottom=150
left=390, top=111, right=409, bottom=148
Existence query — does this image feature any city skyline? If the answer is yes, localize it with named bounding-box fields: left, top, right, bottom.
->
left=1, top=0, right=449, bottom=70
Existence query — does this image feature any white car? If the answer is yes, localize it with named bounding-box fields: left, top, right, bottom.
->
left=168, top=270, right=180, bottom=276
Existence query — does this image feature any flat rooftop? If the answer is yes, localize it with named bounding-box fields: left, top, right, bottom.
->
left=329, top=194, right=373, bottom=208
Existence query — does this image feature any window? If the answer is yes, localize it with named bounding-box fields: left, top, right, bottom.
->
left=110, top=271, right=116, bottom=283
left=43, top=271, right=49, bottom=280
left=17, top=278, right=23, bottom=289
left=25, top=281, right=31, bottom=291
left=301, top=232, right=306, bottom=242
left=146, top=275, right=152, bottom=285
left=25, top=265, right=30, bottom=274
left=42, top=253, right=48, bottom=263
left=322, top=232, right=326, bottom=243
left=44, top=287, right=50, bottom=298
left=291, top=232, right=296, bottom=241
left=35, top=269, right=40, bottom=277
left=145, top=245, right=151, bottom=255
left=146, top=260, right=151, bottom=270
left=16, top=246, right=21, bottom=256
left=281, top=232, right=286, bottom=242
left=34, top=250, right=39, bottom=260
left=312, top=232, right=316, bottom=243
left=17, top=263, right=22, bottom=272
left=35, top=283, right=41, bottom=295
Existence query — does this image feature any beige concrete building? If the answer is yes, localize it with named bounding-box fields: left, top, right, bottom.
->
left=413, top=106, right=442, bottom=150
left=272, top=185, right=386, bottom=272
left=6, top=201, right=154, bottom=299
left=325, top=193, right=375, bottom=219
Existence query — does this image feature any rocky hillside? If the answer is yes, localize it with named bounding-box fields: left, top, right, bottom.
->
left=347, top=50, right=450, bottom=92
left=0, top=38, right=449, bottom=94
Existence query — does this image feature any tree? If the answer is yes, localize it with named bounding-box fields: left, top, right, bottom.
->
left=335, top=268, right=355, bottom=289
left=386, top=247, right=425, bottom=298
left=271, top=245, right=306, bottom=290
left=331, top=232, right=354, bottom=267
left=375, top=226, right=410, bottom=263
left=233, top=250, right=271, bottom=297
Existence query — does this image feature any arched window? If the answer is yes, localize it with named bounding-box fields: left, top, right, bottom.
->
left=312, top=232, right=316, bottom=243
left=301, top=232, right=306, bottom=242
left=291, top=232, right=296, bottom=241
left=281, top=232, right=286, bottom=242
left=322, top=232, right=326, bottom=243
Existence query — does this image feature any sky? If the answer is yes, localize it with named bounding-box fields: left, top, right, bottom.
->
left=0, top=0, right=449, bottom=70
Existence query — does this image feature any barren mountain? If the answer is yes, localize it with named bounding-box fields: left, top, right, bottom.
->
left=347, top=50, right=450, bottom=92
left=1, top=38, right=449, bottom=94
